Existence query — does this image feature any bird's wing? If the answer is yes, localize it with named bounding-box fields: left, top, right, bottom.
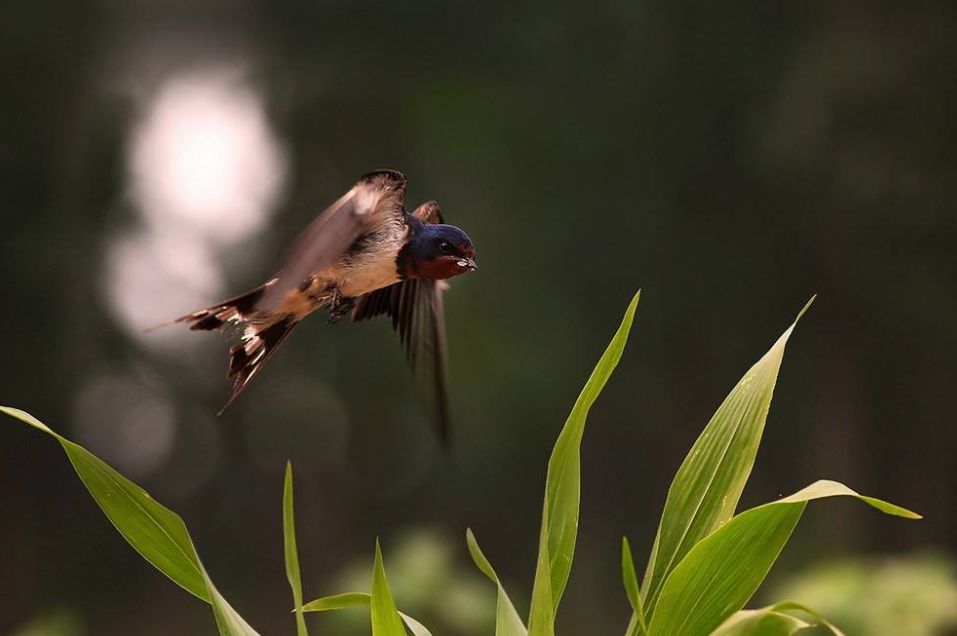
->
left=259, top=170, right=408, bottom=310
left=411, top=200, right=444, bottom=224
left=353, top=279, right=450, bottom=444
left=351, top=201, right=452, bottom=444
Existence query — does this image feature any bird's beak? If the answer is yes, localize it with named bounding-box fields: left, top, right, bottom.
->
left=463, top=258, right=478, bottom=271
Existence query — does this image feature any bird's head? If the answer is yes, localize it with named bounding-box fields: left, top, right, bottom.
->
left=400, top=223, right=477, bottom=280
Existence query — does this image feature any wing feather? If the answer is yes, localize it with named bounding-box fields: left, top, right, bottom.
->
left=353, top=193, right=453, bottom=446
left=353, top=279, right=450, bottom=444
left=259, top=170, right=407, bottom=310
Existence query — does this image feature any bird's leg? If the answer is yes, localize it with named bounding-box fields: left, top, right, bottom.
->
left=327, top=291, right=355, bottom=323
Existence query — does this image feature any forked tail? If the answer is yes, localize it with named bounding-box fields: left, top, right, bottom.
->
left=169, top=285, right=300, bottom=413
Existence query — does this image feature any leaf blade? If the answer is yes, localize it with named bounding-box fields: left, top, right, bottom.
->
left=203, top=568, right=261, bottom=636
left=303, top=592, right=374, bottom=612
left=302, top=592, right=432, bottom=636
left=642, top=299, right=813, bottom=615
left=709, top=609, right=810, bottom=636
left=710, top=601, right=847, bottom=636
left=649, top=480, right=919, bottom=636
left=371, top=539, right=409, bottom=636
left=283, top=462, right=309, bottom=636
left=1, top=406, right=260, bottom=636
left=466, top=528, right=528, bottom=636
left=528, top=291, right=640, bottom=634
left=2, top=406, right=207, bottom=599
left=621, top=537, right=648, bottom=636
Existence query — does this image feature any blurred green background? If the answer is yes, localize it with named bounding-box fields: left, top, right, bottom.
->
left=2, top=1, right=956, bottom=634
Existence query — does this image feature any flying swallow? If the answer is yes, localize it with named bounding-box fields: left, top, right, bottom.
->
left=168, top=170, right=476, bottom=442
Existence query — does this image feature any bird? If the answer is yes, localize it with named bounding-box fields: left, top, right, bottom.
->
left=165, top=169, right=476, bottom=443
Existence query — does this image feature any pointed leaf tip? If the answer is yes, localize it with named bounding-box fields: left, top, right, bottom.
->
left=282, top=460, right=308, bottom=636
left=621, top=536, right=648, bottom=635
left=529, top=291, right=641, bottom=632
left=466, top=528, right=497, bottom=583
left=640, top=301, right=811, bottom=614
left=779, top=479, right=922, bottom=519
left=649, top=480, right=919, bottom=635
left=621, top=537, right=640, bottom=611
left=2, top=407, right=261, bottom=634
left=370, top=538, right=406, bottom=636
left=465, top=529, right=528, bottom=636
left=795, top=295, right=816, bottom=322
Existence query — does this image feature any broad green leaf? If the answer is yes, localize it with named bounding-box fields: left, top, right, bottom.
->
left=711, top=601, right=845, bottom=636
left=528, top=291, right=640, bottom=635
left=1, top=406, right=260, bottom=636
left=621, top=537, right=647, bottom=636
left=466, top=528, right=528, bottom=636
left=371, top=539, right=409, bottom=636
left=283, top=462, right=308, bottom=636
left=303, top=592, right=432, bottom=635
left=641, top=298, right=814, bottom=616
left=649, top=480, right=919, bottom=636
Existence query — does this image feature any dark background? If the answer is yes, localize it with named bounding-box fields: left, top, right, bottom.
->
left=2, top=1, right=955, bottom=634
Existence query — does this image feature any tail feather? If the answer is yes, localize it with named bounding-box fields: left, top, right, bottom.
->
left=218, top=317, right=298, bottom=414
left=174, top=284, right=269, bottom=332
left=165, top=283, right=300, bottom=414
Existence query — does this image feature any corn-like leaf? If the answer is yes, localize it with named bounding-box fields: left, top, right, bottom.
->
left=303, top=592, right=372, bottom=612
left=303, top=591, right=432, bottom=635
left=528, top=504, right=556, bottom=636
left=648, top=480, right=920, bottom=636
left=204, top=569, right=261, bottom=636
left=710, top=601, right=846, bottom=636
left=0, top=406, right=260, bottom=636
left=466, top=528, right=528, bottom=636
left=283, top=462, right=309, bottom=636
left=710, top=610, right=810, bottom=636
left=371, top=539, right=409, bottom=636
left=528, top=292, right=640, bottom=635
left=621, top=537, right=647, bottom=636
left=641, top=298, right=814, bottom=616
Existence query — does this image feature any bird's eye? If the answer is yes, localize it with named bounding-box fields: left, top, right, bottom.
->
left=439, top=241, right=452, bottom=253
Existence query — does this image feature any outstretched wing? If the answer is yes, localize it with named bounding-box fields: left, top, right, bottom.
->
left=353, top=279, right=450, bottom=444
left=259, top=170, right=407, bottom=310
left=351, top=200, right=451, bottom=444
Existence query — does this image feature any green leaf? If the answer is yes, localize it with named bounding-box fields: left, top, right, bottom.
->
left=648, top=480, right=919, bottom=636
left=776, top=480, right=920, bottom=518
left=394, top=611, right=432, bottom=636
left=466, top=528, right=529, bottom=636
left=621, top=537, right=647, bottom=636
left=528, top=291, right=640, bottom=635
left=303, top=592, right=373, bottom=612
left=303, top=592, right=432, bottom=636
left=1, top=406, right=260, bottom=636
left=641, top=298, right=814, bottom=616
left=710, top=610, right=810, bottom=636
left=371, top=539, right=409, bottom=636
left=710, top=601, right=846, bottom=636
left=284, top=462, right=308, bottom=636
left=203, top=569, right=261, bottom=636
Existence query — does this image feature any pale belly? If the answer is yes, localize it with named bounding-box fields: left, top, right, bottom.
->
left=336, top=249, right=401, bottom=298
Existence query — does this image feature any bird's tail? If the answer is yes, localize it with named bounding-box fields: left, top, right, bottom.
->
left=170, top=285, right=300, bottom=414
